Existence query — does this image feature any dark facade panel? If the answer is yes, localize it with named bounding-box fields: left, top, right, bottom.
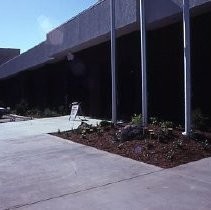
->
left=1, top=11, right=210, bottom=123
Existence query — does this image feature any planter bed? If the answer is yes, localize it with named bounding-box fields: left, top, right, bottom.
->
left=53, top=123, right=211, bottom=168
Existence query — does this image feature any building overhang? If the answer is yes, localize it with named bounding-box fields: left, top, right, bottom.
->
left=0, top=0, right=211, bottom=80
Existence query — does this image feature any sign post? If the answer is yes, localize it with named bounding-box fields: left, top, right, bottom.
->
left=69, top=102, right=79, bottom=121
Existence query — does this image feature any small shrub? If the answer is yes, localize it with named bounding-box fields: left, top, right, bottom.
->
left=158, top=121, right=173, bottom=136
left=192, top=109, right=208, bottom=130
left=160, top=121, right=173, bottom=129
left=26, top=108, right=41, bottom=118
left=203, top=139, right=210, bottom=150
left=100, top=120, right=112, bottom=127
left=58, top=105, right=65, bottom=115
left=15, top=99, right=28, bottom=116
left=43, top=108, right=58, bottom=117
left=77, top=122, right=96, bottom=136
left=150, top=117, right=159, bottom=126
left=166, top=149, right=175, bottom=160
left=176, top=139, right=183, bottom=148
left=131, top=114, right=142, bottom=126
left=0, top=101, right=5, bottom=107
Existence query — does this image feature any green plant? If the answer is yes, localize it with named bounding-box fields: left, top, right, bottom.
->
left=15, top=99, right=29, bottom=116
left=26, top=108, right=42, bottom=118
left=58, top=105, right=65, bottom=114
left=159, top=121, right=173, bottom=136
left=202, top=139, right=210, bottom=150
left=192, top=109, right=208, bottom=130
left=100, top=120, right=112, bottom=127
left=166, top=149, right=175, bottom=160
left=150, top=117, right=159, bottom=126
left=176, top=139, right=183, bottom=149
left=131, top=114, right=142, bottom=125
left=43, top=108, right=58, bottom=117
left=0, top=101, right=5, bottom=107
left=77, top=122, right=96, bottom=136
left=154, top=120, right=174, bottom=143
left=160, top=121, right=173, bottom=129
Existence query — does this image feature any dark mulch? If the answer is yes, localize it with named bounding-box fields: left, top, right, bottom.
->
left=54, top=125, right=211, bottom=169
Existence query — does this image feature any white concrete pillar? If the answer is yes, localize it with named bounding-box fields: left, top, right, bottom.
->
left=110, top=0, right=117, bottom=124
left=183, top=0, right=191, bottom=135
left=140, top=0, right=148, bottom=126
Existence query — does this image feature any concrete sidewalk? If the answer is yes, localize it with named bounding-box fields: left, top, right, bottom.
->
left=0, top=115, right=100, bottom=140
left=0, top=117, right=211, bottom=210
left=0, top=134, right=161, bottom=210
left=0, top=134, right=210, bottom=210
left=20, top=159, right=211, bottom=210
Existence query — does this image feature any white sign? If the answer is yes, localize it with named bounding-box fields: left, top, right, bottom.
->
left=69, top=104, right=79, bottom=120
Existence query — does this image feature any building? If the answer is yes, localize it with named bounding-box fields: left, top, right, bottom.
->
left=0, top=0, right=211, bottom=126
left=0, top=48, right=20, bottom=66
left=0, top=48, right=20, bottom=107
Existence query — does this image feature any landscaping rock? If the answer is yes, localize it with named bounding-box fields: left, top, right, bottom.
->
left=116, top=125, right=143, bottom=141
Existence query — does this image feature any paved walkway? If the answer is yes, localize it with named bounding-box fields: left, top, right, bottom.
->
left=0, top=117, right=211, bottom=210
left=0, top=116, right=100, bottom=140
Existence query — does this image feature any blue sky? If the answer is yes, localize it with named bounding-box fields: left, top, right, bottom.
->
left=0, top=0, right=97, bottom=53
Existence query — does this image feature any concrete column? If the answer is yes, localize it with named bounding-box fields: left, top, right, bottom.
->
left=183, top=0, right=191, bottom=135
left=140, top=0, right=148, bottom=126
left=110, top=0, right=117, bottom=124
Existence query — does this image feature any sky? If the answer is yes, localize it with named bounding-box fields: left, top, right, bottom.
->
left=0, top=0, right=98, bottom=53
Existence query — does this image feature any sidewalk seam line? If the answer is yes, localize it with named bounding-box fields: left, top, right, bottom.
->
left=5, top=169, right=164, bottom=210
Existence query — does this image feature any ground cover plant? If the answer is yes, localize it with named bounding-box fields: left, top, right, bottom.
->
left=10, top=99, right=68, bottom=118
left=54, top=115, right=211, bottom=168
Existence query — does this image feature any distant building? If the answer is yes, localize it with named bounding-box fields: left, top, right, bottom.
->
left=0, top=0, right=211, bottom=124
